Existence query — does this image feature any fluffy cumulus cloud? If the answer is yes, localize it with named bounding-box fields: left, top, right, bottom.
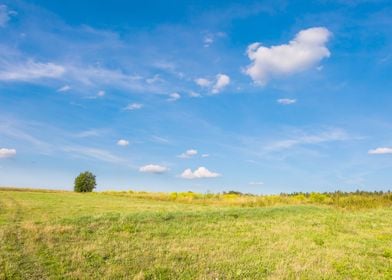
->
left=277, top=98, right=296, bottom=105
left=212, top=74, right=230, bottom=93
left=0, top=148, right=16, bottom=158
left=189, top=91, right=201, bottom=98
left=180, top=166, right=220, bottom=179
left=117, top=139, right=129, bottom=146
left=178, top=149, right=198, bottom=158
left=139, top=164, right=168, bottom=174
left=195, top=74, right=230, bottom=94
left=368, top=147, right=392, bottom=155
left=245, top=27, right=331, bottom=85
left=124, top=103, right=143, bottom=110
left=167, top=92, right=181, bottom=101
left=195, top=78, right=211, bottom=87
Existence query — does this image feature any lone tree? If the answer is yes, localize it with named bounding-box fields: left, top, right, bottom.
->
left=74, top=171, right=96, bottom=192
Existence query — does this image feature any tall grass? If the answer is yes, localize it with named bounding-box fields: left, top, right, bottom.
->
left=2, top=186, right=390, bottom=209
left=101, top=190, right=392, bottom=209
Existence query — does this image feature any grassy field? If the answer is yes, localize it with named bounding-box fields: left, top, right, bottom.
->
left=0, top=188, right=391, bottom=279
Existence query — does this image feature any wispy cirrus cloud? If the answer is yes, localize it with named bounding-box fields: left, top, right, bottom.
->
left=0, top=118, right=130, bottom=165
left=265, top=128, right=348, bottom=152
left=249, top=181, right=263, bottom=185
left=57, top=85, right=71, bottom=92
left=63, top=146, right=126, bottom=164
left=73, top=129, right=105, bottom=138
left=0, top=60, right=65, bottom=82
left=0, top=5, right=16, bottom=28
left=0, top=120, right=50, bottom=150
left=151, top=135, right=170, bottom=144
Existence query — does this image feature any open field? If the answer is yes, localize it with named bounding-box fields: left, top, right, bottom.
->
left=0, top=188, right=391, bottom=279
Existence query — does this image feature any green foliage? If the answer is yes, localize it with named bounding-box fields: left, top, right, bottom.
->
left=74, top=171, right=96, bottom=192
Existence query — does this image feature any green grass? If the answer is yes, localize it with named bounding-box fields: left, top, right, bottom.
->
left=0, top=189, right=391, bottom=279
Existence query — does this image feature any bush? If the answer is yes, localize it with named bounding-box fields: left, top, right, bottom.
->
left=74, top=171, right=96, bottom=192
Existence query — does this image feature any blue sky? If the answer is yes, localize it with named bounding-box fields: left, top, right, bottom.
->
left=1, top=0, right=392, bottom=193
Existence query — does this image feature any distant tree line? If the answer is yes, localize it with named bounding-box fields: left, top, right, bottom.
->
left=223, top=190, right=391, bottom=197
left=282, top=190, right=391, bottom=197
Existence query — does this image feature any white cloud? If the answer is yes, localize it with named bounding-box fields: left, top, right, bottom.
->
left=195, top=78, right=212, bottom=87
left=178, top=149, right=198, bottom=159
left=277, top=98, right=297, bottom=105
left=189, top=91, right=201, bottom=98
left=0, top=5, right=16, bottom=28
left=0, top=148, right=16, bottom=158
left=167, top=92, right=181, bottom=102
left=146, top=74, right=163, bottom=84
left=124, top=103, right=143, bottom=111
left=212, top=74, right=230, bottom=94
left=57, top=85, right=71, bottom=92
left=97, top=90, right=105, bottom=97
left=201, top=154, right=210, bottom=158
left=368, top=147, right=392, bottom=155
left=245, top=27, right=331, bottom=85
left=0, top=60, right=65, bottom=81
left=203, top=35, right=214, bottom=47
left=202, top=32, right=225, bottom=47
left=180, top=166, right=221, bottom=179
left=117, top=139, right=129, bottom=146
left=139, top=164, right=168, bottom=174
left=195, top=74, right=230, bottom=94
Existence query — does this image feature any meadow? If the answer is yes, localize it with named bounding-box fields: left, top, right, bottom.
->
left=0, top=188, right=391, bottom=279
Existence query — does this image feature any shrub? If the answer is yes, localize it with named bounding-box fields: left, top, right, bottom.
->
left=309, top=192, right=328, bottom=203
left=74, top=171, right=96, bottom=192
